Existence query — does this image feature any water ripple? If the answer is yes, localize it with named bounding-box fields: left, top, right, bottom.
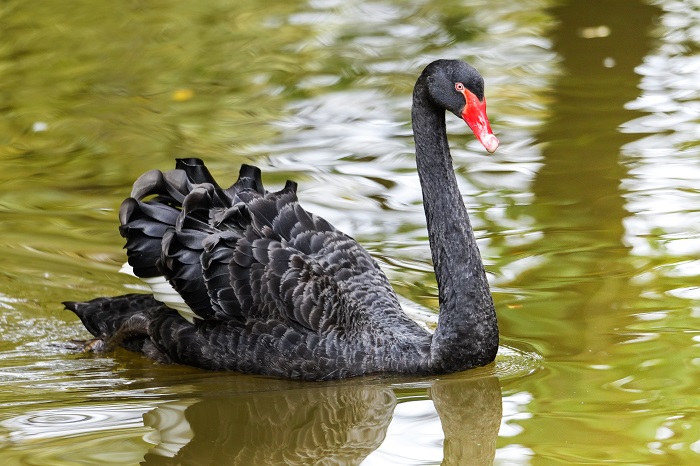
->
left=1, top=404, right=151, bottom=443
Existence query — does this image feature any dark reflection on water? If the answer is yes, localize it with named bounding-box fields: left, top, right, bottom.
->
left=140, top=376, right=502, bottom=466
left=508, top=0, right=660, bottom=355
left=143, top=383, right=396, bottom=465
left=430, top=378, right=502, bottom=466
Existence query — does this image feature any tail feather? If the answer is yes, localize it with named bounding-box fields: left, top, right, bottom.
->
left=233, top=164, right=264, bottom=194
left=176, top=158, right=221, bottom=187
left=64, top=294, right=159, bottom=337
left=63, top=294, right=172, bottom=360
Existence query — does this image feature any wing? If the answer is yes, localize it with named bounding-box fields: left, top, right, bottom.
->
left=119, top=158, right=262, bottom=322
left=118, top=158, right=401, bottom=333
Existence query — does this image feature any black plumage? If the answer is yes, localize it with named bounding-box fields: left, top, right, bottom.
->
left=64, top=60, right=500, bottom=380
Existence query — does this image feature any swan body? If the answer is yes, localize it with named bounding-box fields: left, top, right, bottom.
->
left=64, top=59, right=499, bottom=380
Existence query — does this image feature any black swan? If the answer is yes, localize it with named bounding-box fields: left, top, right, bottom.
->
left=64, top=59, right=500, bottom=380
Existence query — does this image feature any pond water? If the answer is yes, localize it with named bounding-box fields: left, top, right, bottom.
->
left=1, top=0, right=699, bottom=464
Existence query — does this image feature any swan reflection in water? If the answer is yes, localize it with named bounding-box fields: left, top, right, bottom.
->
left=140, top=375, right=502, bottom=466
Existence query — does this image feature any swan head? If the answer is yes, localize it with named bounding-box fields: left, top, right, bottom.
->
left=424, top=60, right=499, bottom=153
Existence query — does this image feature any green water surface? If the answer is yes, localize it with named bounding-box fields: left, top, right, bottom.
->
left=1, top=0, right=699, bottom=464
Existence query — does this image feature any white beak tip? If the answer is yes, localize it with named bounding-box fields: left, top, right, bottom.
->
left=482, top=134, right=499, bottom=153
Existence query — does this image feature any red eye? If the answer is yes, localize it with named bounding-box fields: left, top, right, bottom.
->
left=455, top=82, right=465, bottom=91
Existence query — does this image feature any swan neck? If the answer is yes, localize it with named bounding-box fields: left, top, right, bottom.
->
left=411, top=82, right=498, bottom=372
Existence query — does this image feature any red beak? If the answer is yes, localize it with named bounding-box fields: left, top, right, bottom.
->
left=460, top=89, right=499, bottom=153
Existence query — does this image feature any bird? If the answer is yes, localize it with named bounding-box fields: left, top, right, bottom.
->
left=64, top=59, right=500, bottom=381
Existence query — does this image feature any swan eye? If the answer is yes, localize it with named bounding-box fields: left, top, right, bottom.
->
left=455, top=82, right=465, bottom=91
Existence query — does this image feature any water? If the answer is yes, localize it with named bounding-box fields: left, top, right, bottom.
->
left=1, top=0, right=699, bottom=464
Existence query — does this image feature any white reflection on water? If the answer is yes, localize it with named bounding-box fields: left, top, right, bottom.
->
left=362, top=399, right=444, bottom=465
left=0, top=404, right=150, bottom=442
left=621, top=0, right=700, bottom=260
left=0, top=293, right=24, bottom=310
left=142, top=401, right=196, bottom=458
